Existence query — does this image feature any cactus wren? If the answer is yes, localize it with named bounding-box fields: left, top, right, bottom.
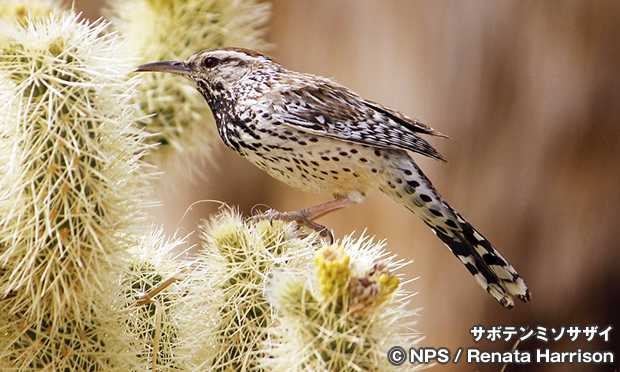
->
left=136, top=47, right=530, bottom=308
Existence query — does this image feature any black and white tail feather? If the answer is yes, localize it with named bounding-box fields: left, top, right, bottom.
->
left=428, top=208, right=530, bottom=309
left=380, top=155, right=530, bottom=309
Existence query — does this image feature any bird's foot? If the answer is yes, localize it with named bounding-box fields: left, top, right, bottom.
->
left=248, top=208, right=334, bottom=244
left=248, top=197, right=357, bottom=245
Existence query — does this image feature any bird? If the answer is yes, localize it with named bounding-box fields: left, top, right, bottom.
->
left=136, top=47, right=530, bottom=308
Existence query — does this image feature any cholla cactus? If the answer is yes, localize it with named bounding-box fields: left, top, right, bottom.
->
left=263, top=236, right=421, bottom=371
left=122, top=228, right=189, bottom=371
left=177, top=209, right=318, bottom=371
left=0, top=12, right=148, bottom=370
left=106, top=0, right=271, bottom=181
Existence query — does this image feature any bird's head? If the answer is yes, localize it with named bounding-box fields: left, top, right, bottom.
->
left=135, top=47, right=276, bottom=94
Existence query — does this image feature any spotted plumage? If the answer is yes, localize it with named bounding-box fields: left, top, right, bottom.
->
left=136, top=47, right=530, bottom=308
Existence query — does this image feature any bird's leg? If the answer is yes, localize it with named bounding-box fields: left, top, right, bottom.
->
left=249, top=197, right=356, bottom=244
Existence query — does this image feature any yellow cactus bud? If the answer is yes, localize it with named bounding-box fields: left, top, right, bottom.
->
left=315, top=244, right=351, bottom=300
left=264, top=234, right=420, bottom=371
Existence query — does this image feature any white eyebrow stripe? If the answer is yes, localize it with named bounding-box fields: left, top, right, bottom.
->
left=208, top=50, right=266, bottom=63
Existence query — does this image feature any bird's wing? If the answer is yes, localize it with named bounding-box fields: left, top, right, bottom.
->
left=267, top=81, right=448, bottom=161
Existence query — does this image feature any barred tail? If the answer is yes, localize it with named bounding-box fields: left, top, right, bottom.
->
left=426, top=208, right=530, bottom=308
left=380, top=154, right=530, bottom=308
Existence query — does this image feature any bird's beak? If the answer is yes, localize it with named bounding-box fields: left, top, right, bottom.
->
left=134, top=61, right=192, bottom=76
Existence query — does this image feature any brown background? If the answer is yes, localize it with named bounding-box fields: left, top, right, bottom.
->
left=79, top=1, right=619, bottom=371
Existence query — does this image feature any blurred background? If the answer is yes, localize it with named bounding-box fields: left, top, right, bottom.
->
left=79, top=1, right=619, bottom=371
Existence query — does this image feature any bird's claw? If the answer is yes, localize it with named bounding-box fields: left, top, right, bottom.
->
left=247, top=209, right=280, bottom=225
left=248, top=209, right=334, bottom=244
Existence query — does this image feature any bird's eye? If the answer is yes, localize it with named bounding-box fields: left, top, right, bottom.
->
left=204, top=57, right=219, bottom=68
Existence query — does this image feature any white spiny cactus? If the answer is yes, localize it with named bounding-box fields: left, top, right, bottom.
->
left=0, top=11, right=148, bottom=371
left=177, top=209, right=317, bottom=371
left=122, top=228, right=189, bottom=371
